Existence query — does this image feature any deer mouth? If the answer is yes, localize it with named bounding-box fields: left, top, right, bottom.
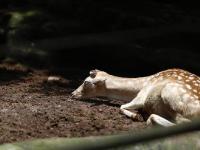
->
left=71, top=90, right=82, bottom=99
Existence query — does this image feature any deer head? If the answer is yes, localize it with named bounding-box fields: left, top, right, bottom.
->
left=71, top=69, right=107, bottom=99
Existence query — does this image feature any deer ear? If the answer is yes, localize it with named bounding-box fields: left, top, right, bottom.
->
left=89, top=69, right=99, bottom=78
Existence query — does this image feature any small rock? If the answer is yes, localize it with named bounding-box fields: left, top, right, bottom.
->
left=47, top=76, right=61, bottom=82
left=46, top=76, right=70, bottom=86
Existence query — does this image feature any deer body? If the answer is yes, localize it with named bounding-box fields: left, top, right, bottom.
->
left=72, top=69, right=200, bottom=127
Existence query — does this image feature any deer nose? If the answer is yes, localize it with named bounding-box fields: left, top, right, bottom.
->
left=70, top=91, right=76, bottom=98
left=70, top=90, right=81, bottom=99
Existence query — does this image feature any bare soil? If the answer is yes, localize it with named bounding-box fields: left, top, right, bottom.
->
left=0, top=63, right=147, bottom=144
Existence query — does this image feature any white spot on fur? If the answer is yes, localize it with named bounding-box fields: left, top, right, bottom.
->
left=189, top=76, right=194, bottom=80
left=194, top=95, right=199, bottom=99
left=179, top=88, right=186, bottom=93
left=180, top=73, right=185, bottom=76
left=186, top=84, right=192, bottom=90
left=193, top=89, right=198, bottom=93
left=185, top=79, right=190, bottom=82
left=155, top=73, right=160, bottom=77
left=177, top=76, right=182, bottom=80
left=191, top=96, right=195, bottom=100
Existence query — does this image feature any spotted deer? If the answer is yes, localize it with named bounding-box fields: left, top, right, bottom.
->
left=71, top=69, right=200, bottom=127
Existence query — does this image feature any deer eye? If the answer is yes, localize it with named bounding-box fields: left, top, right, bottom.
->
left=84, top=81, right=93, bottom=88
left=90, top=69, right=99, bottom=78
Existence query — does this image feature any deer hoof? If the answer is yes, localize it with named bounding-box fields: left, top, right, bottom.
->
left=133, top=113, right=144, bottom=122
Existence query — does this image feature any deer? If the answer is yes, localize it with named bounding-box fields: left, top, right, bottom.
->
left=71, top=69, right=200, bottom=127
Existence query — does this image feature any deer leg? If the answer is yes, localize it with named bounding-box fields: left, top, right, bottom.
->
left=120, top=101, right=144, bottom=121
left=175, top=114, right=191, bottom=124
left=153, top=83, right=192, bottom=127
left=120, top=86, right=152, bottom=120
left=147, top=114, right=175, bottom=127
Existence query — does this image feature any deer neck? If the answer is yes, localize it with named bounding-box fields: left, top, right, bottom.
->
left=103, top=75, right=150, bottom=101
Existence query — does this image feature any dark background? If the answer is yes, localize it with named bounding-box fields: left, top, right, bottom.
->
left=1, top=0, right=200, bottom=78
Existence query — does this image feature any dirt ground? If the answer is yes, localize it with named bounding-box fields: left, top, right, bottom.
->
left=0, top=63, right=147, bottom=144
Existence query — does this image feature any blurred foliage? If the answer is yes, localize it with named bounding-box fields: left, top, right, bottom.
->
left=1, top=119, right=200, bottom=149
left=8, top=10, right=53, bottom=41
left=0, top=132, right=200, bottom=150
left=2, top=0, right=198, bottom=39
left=2, top=0, right=197, bottom=49
left=1, top=0, right=199, bottom=44
left=1, top=0, right=200, bottom=68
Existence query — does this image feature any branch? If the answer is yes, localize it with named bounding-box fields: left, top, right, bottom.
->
left=1, top=118, right=200, bottom=150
